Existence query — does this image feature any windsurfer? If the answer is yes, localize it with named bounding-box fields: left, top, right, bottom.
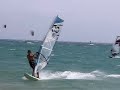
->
left=27, top=50, right=37, bottom=76
left=111, top=49, right=118, bottom=57
left=34, top=52, right=40, bottom=78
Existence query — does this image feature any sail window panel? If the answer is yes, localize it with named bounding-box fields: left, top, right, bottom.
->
left=43, top=38, right=56, bottom=49
left=40, top=48, right=51, bottom=60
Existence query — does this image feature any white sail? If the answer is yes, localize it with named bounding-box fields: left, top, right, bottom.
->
left=34, top=16, right=64, bottom=74
left=111, top=36, right=120, bottom=56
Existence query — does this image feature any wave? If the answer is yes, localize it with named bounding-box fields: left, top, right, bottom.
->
left=105, top=74, right=120, bottom=78
left=112, top=56, right=120, bottom=59
left=22, top=70, right=120, bottom=80
left=116, top=65, right=120, bottom=67
left=37, top=70, right=101, bottom=80
left=9, top=49, right=16, bottom=51
left=26, top=42, right=34, bottom=45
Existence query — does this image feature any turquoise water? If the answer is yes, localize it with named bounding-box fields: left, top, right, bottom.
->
left=0, top=40, right=120, bottom=90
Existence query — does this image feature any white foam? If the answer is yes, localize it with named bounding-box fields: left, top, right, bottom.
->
left=26, top=42, right=34, bottom=45
left=23, top=70, right=120, bottom=80
left=63, top=71, right=96, bottom=80
left=91, top=70, right=106, bottom=76
left=38, top=71, right=96, bottom=80
left=22, top=76, right=28, bottom=80
left=9, top=49, right=16, bottom=51
left=91, top=70, right=120, bottom=79
left=106, top=74, right=120, bottom=78
left=113, top=56, right=120, bottom=59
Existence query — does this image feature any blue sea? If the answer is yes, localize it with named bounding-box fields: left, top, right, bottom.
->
left=0, top=39, right=120, bottom=90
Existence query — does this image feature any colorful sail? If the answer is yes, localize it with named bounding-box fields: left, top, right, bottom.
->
left=34, top=16, right=64, bottom=74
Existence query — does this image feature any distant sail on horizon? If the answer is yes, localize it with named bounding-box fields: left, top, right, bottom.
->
left=34, top=16, right=64, bottom=74
left=110, top=36, right=120, bottom=58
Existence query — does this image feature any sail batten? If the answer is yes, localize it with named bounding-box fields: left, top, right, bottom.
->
left=34, top=16, right=64, bottom=74
left=42, top=47, right=52, bottom=51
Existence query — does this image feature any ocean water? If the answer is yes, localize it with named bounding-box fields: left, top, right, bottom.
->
left=0, top=40, right=120, bottom=90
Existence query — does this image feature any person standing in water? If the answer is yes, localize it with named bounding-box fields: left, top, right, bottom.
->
left=27, top=50, right=39, bottom=78
left=33, top=52, right=40, bottom=78
left=27, top=50, right=36, bottom=76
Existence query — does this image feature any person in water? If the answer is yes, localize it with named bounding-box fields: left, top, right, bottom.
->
left=27, top=50, right=37, bottom=76
left=27, top=50, right=40, bottom=78
left=34, top=52, right=40, bottom=78
left=111, top=49, right=118, bottom=57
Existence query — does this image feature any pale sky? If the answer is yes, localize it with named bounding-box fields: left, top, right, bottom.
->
left=0, top=0, right=120, bottom=43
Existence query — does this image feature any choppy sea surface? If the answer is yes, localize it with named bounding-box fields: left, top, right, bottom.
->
left=0, top=39, right=120, bottom=90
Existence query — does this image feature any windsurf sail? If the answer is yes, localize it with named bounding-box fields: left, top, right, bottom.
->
left=34, top=16, right=64, bottom=74
left=111, top=36, right=120, bottom=57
